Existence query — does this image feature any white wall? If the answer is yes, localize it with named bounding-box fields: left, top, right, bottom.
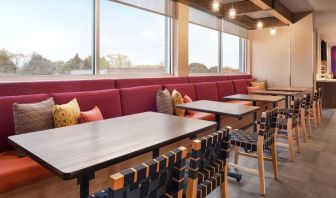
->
left=249, top=14, right=314, bottom=87
left=249, top=26, right=290, bottom=87
left=290, top=14, right=314, bottom=87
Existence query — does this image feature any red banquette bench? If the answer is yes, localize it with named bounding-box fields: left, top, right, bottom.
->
left=0, top=74, right=253, bottom=193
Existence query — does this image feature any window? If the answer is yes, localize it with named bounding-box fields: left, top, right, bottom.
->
left=222, top=32, right=247, bottom=74
left=189, top=23, right=219, bottom=74
left=100, top=0, right=172, bottom=75
left=0, top=0, right=93, bottom=75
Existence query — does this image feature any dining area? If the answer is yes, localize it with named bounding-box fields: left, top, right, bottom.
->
left=1, top=0, right=335, bottom=197
left=4, top=80, right=322, bottom=198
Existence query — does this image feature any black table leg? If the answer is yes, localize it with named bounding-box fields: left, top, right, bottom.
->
left=218, top=113, right=243, bottom=182
left=272, top=102, right=276, bottom=108
left=215, top=114, right=221, bottom=131
left=77, top=173, right=94, bottom=198
left=252, top=101, right=257, bottom=132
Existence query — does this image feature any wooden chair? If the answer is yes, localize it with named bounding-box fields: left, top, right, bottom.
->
left=88, top=147, right=187, bottom=198
left=299, top=93, right=312, bottom=142
left=186, top=126, right=232, bottom=198
left=310, top=90, right=319, bottom=128
left=317, top=88, right=323, bottom=123
left=230, top=108, right=279, bottom=195
left=276, top=99, right=301, bottom=161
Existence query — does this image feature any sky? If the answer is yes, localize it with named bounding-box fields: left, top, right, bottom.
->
left=0, top=0, right=240, bottom=68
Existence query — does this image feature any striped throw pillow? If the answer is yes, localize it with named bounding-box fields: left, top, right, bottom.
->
left=13, top=97, right=55, bottom=157
left=79, top=106, right=104, bottom=123
left=156, top=89, right=173, bottom=114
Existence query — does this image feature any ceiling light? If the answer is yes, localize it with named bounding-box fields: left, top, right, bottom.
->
left=270, top=27, right=277, bottom=36
left=257, top=20, right=263, bottom=29
left=228, top=0, right=236, bottom=19
left=212, top=0, right=220, bottom=12
left=229, top=7, right=237, bottom=19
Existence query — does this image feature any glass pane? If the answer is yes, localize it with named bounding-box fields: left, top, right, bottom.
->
left=100, top=0, right=171, bottom=75
left=0, top=0, right=93, bottom=75
left=222, top=32, right=246, bottom=74
left=189, top=23, right=219, bottom=74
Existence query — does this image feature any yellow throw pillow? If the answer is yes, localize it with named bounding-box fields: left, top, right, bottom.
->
left=251, top=81, right=266, bottom=90
left=171, top=89, right=185, bottom=117
left=53, top=98, right=80, bottom=128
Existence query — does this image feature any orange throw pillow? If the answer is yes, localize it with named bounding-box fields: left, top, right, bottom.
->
left=183, top=95, right=195, bottom=115
left=79, top=106, right=104, bottom=123
left=247, top=86, right=259, bottom=93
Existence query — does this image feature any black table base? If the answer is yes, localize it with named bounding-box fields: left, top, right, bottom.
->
left=77, top=172, right=95, bottom=198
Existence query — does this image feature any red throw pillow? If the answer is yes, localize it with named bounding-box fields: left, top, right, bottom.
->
left=79, top=106, right=104, bottom=123
left=183, top=95, right=195, bottom=115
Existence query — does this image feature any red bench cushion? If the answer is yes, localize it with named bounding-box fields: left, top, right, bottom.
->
left=188, top=76, right=227, bottom=83
left=0, top=79, right=115, bottom=97
left=185, top=112, right=215, bottom=121
left=0, top=94, right=50, bottom=152
left=216, top=81, right=235, bottom=101
left=226, top=74, right=252, bottom=80
left=51, top=89, right=122, bottom=119
left=115, top=77, right=188, bottom=88
left=194, top=82, right=219, bottom=101
left=120, top=85, right=161, bottom=115
left=163, top=83, right=196, bottom=101
left=232, top=80, right=248, bottom=94
left=0, top=150, right=53, bottom=194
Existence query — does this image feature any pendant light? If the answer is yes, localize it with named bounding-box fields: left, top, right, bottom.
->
left=270, top=18, right=277, bottom=36
left=212, top=0, right=220, bottom=12
left=256, top=19, right=263, bottom=29
left=270, top=27, right=277, bottom=35
left=228, top=0, right=237, bottom=19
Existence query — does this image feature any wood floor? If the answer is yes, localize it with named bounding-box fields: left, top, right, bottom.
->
left=210, top=109, right=336, bottom=198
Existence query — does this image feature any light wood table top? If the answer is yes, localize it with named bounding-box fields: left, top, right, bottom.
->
left=176, top=100, right=260, bottom=117
left=249, top=90, right=301, bottom=96
left=8, top=112, right=215, bottom=180
left=267, top=86, right=313, bottom=92
left=223, top=94, right=285, bottom=103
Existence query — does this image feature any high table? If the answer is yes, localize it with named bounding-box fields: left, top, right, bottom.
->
left=267, top=86, right=312, bottom=92
left=8, top=112, right=216, bottom=198
left=249, top=90, right=301, bottom=108
left=176, top=100, right=260, bottom=181
left=223, top=94, right=285, bottom=132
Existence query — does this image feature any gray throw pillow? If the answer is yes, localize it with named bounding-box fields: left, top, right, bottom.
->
left=156, top=89, right=174, bottom=115
left=13, top=97, right=55, bottom=157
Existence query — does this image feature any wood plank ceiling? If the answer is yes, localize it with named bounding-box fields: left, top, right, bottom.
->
left=178, top=0, right=301, bottom=30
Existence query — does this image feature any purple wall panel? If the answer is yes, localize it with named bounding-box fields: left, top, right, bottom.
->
left=332, top=46, right=336, bottom=74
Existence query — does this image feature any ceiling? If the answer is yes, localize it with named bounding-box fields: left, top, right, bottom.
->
left=183, top=0, right=336, bottom=43
left=185, top=0, right=289, bottom=30
left=279, top=0, right=336, bottom=45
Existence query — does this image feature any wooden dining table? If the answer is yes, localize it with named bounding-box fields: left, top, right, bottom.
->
left=249, top=90, right=301, bottom=107
left=176, top=100, right=260, bottom=131
left=176, top=100, right=260, bottom=182
left=8, top=112, right=216, bottom=198
left=267, top=86, right=313, bottom=92
left=223, top=94, right=285, bottom=132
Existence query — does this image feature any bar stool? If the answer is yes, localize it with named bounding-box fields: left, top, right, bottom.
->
left=186, top=126, right=232, bottom=198
left=299, top=93, right=312, bottom=142
left=230, top=108, right=279, bottom=195
left=88, top=147, right=187, bottom=198
left=276, top=99, right=301, bottom=162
